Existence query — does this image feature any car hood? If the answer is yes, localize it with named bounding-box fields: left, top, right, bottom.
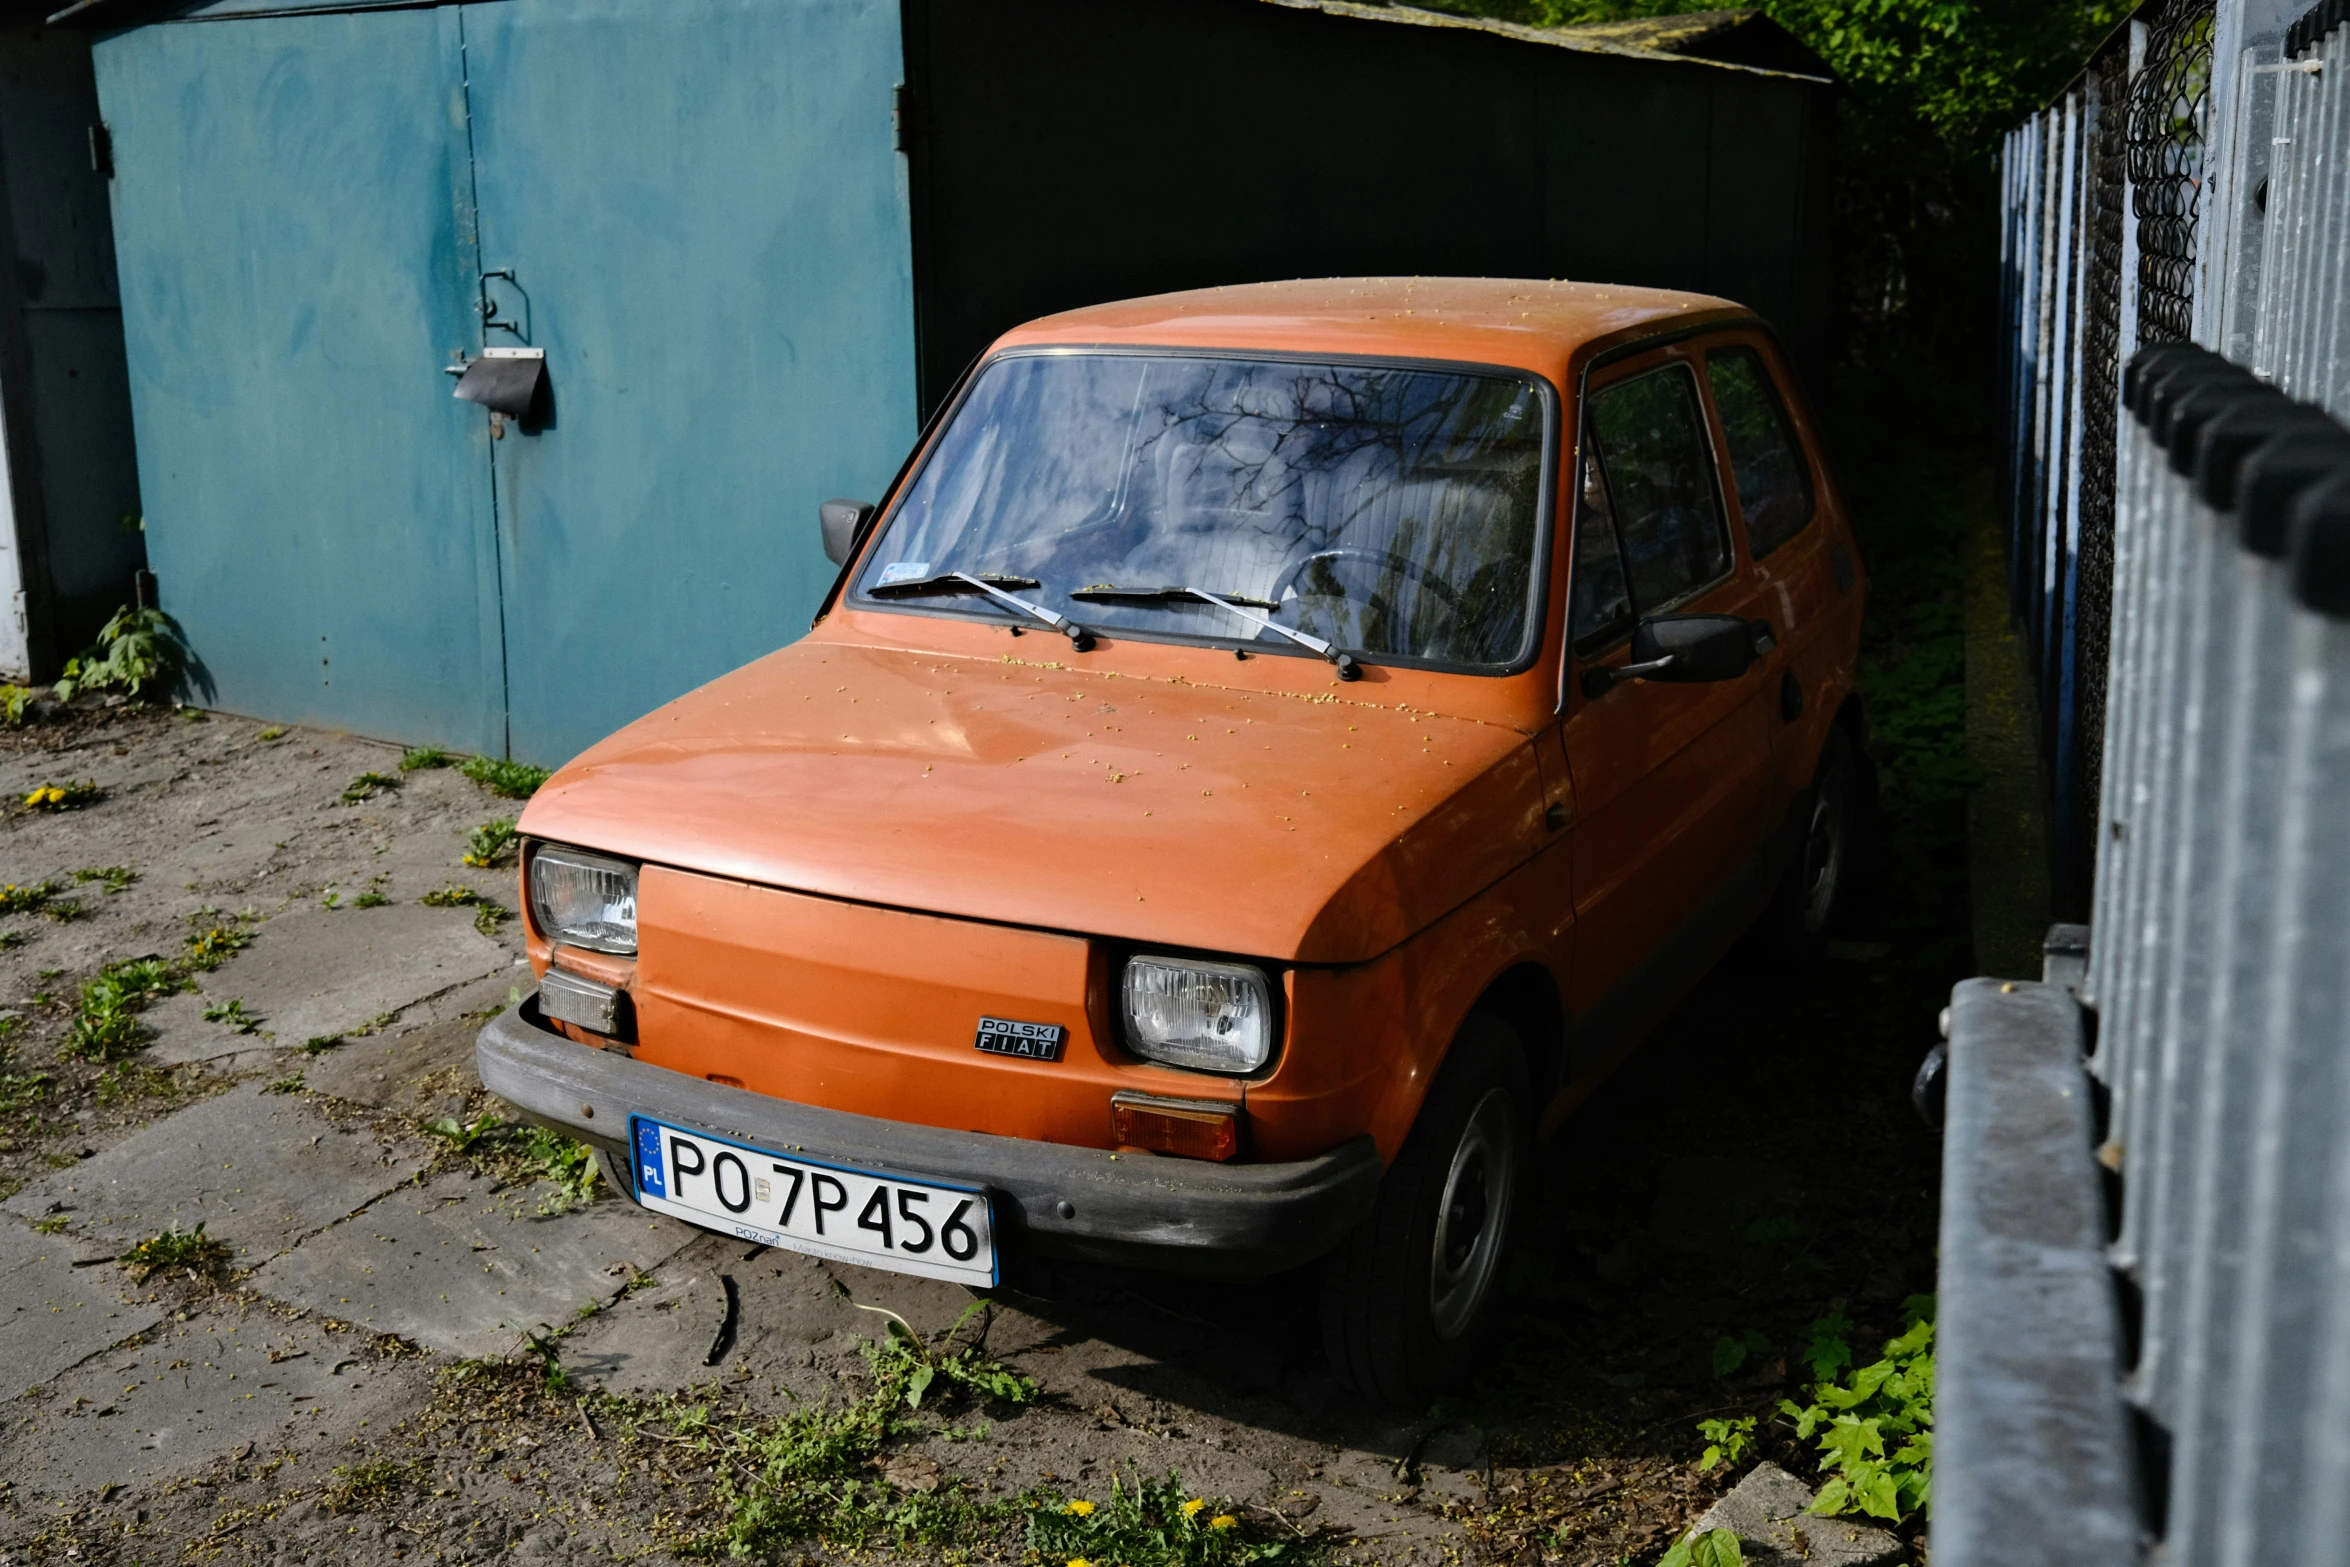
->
left=522, top=639, right=1550, bottom=965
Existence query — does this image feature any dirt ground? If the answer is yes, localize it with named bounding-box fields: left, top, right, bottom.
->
left=0, top=703, right=1946, bottom=1566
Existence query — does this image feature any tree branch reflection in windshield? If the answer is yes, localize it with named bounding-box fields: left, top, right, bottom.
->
left=855, top=353, right=1548, bottom=671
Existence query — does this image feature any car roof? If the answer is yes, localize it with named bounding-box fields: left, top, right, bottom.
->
left=992, top=276, right=1755, bottom=387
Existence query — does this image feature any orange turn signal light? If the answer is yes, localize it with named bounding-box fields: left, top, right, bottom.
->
left=1110, top=1092, right=1240, bottom=1162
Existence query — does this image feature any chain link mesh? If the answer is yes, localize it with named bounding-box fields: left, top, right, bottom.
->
left=2073, top=44, right=2131, bottom=908
left=2129, top=0, right=2217, bottom=345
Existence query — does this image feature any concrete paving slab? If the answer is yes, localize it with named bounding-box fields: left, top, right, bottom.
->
left=2, top=1306, right=422, bottom=1497
left=0, top=1219, right=165, bottom=1397
left=164, top=903, right=510, bottom=1053
left=250, top=1172, right=698, bottom=1358
left=0, top=1082, right=427, bottom=1264
left=295, top=1013, right=483, bottom=1113
left=565, top=1234, right=876, bottom=1397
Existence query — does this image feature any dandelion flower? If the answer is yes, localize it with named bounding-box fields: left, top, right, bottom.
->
left=1211, top=1515, right=1238, bottom=1530
left=1181, top=1498, right=1208, bottom=1519
left=1064, top=1500, right=1095, bottom=1517
left=1068, top=1560, right=1094, bottom=1567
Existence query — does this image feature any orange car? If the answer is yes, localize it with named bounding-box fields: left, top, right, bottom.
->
left=477, top=277, right=1867, bottom=1404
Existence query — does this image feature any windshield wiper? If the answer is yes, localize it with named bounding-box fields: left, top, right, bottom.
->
left=1069, top=584, right=1361, bottom=680
left=868, top=572, right=1095, bottom=651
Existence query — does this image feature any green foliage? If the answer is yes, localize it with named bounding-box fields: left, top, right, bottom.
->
left=203, top=997, right=260, bottom=1033
left=182, top=923, right=254, bottom=971
left=424, top=1111, right=505, bottom=1152
left=63, top=957, right=188, bottom=1061
left=399, top=746, right=452, bottom=772
left=425, top=1113, right=602, bottom=1212
left=353, top=890, right=390, bottom=908
left=1698, top=1415, right=1757, bottom=1472
left=0, top=880, right=63, bottom=916
left=0, top=683, right=37, bottom=725
left=24, top=780, right=102, bottom=812
left=1801, top=1308, right=1857, bottom=1381
left=254, top=725, right=285, bottom=741
left=73, top=865, right=136, bottom=894
left=464, top=817, right=520, bottom=868
left=263, top=1073, right=305, bottom=1095
left=422, top=882, right=507, bottom=934
left=1028, top=1471, right=1298, bottom=1567
left=1712, top=1328, right=1773, bottom=1379
left=54, top=605, right=186, bottom=702
left=1659, top=1526, right=1745, bottom=1567
left=96, top=1060, right=178, bottom=1104
left=341, top=771, right=401, bottom=805
left=1778, top=1296, right=1935, bottom=1523
left=664, top=1301, right=1049, bottom=1557
left=461, top=756, right=551, bottom=799
left=121, top=1220, right=230, bottom=1284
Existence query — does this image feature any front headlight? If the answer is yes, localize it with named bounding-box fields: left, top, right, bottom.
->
left=1122, top=955, right=1273, bottom=1074
left=528, top=844, right=638, bottom=954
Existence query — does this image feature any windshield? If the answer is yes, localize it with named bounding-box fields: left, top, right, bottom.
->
left=853, top=352, right=1552, bottom=671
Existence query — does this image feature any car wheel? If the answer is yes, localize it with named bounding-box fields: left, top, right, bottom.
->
left=1319, top=1014, right=1530, bottom=1407
left=1768, top=725, right=1860, bottom=962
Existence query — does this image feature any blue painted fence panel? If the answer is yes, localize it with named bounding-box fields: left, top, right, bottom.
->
left=94, top=9, right=507, bottom=754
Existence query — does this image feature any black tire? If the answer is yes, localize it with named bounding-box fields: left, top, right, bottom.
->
left=1319, top=1015, right=1530, bottom=1407
left=1767, top=724, right=1862, bottom=964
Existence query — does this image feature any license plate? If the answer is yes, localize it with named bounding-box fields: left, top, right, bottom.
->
left=626, top=1115, right=996, bottom=1286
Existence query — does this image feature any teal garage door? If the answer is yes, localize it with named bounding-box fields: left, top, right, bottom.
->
left=96, top=0, right=916, bottom=763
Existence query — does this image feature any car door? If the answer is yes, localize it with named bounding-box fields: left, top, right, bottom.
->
left=1553, top=345, right=1780, bottom=1065
left=1697, top=331, right=1852, bottom=806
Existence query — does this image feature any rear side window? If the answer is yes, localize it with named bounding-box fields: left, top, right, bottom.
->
left=1706, top=346, right=1815, bottom=557
left=1583, top=365, right=1731, bottom=615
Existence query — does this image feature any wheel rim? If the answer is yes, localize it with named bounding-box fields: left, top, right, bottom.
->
left=1801, top=766, right=1849, bottom=936
left=1428, top=1088, right=1518, bottom=1341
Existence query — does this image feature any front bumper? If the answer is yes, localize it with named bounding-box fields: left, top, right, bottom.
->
left=475, top=997, right=1384, bottom=1277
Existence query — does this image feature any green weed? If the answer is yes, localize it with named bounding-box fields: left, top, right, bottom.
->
left=1028, top=1470, right=1302, bottom=1567
left=32, top=1213, right=68, bottom=1234
left=255, top=726, right=285, bottom=742
left=354, top=890, right=390, bottom=908
left=1659, top=1527, right=1745, bottom=1567
left=0, top=930, right=22, bottom=950
left=263, top=1073, right=304, bottom=1095
left=340, top=771, right=401, bottom=805
left=41, top=897, right=83, bottom=923
left=399, top=746, right=452, bottom=772
left=1698, top=1416, right=1757, bottom=1472
left=182, top=924, right=254, bottom=971
left=422, top=884, right=507, bottom=936
left=663, top=1303, right=1047, bottom=1556
left=62, top=958, right=187, bottom=1062
left=420, top=884, right=480, bottom=908
left=0, top=683, right=37, bottom=725
left=460, top=756, right=551, bottom=799
left=0, top=880, right=63, bottom=915
left=1777, top=1297, right=1935, bottom=1524
left=54, top=605, right=185, bottom=703
left=24, top=780, right=101, bottom=812
left=1712, top=1329, right=1773, bottom=1379
left=73, top=865, right=136, bottom=894
left=463, top=817, right=519, bottom=868
left=423, top=1111, right=505, bottom=1152
left=303, top=1035, right=341, bottom=1055
left=121, top=1221, right=230, bottom=1285
left=202, top=998, right=259, bottom=1034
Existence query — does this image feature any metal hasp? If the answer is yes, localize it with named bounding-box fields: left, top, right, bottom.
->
left=1933, top=965, right=2138, bottom=1567
left=453, top=346, right=545, bottom=418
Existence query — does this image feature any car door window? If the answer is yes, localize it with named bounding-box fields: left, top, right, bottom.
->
left=1568, top=443, right=1633, bottom=650
left=1585, top=365, right=1731, bottom=613
left=1705, top=346, right=1815, bottom=557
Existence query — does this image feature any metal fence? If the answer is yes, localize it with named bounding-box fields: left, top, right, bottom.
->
left=1946, top=0, right=2350, bottom=1562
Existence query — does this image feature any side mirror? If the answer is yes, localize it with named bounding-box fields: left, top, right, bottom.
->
left=819, top=498, right=876, bottom=566
left=1581, top=613, right=1771, bottom=698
